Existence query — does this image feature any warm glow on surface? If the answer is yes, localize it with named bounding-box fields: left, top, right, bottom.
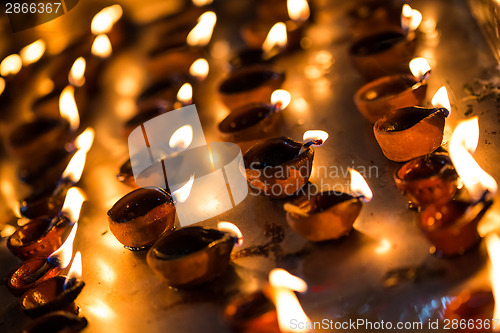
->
left=270, top=269, right=308, bottom=292
left=271, top=89, right=292, bottom=110
left=0, top=78, right=5, bottom=96
left=217, top=221, right=243, bottom=246
left=486, top=233, right=500, bottom=328
left=59, top=85, right=80, bottom=131
left=262, top=22, right=287, bottom=55
left=409, top=57, right=431, bottom=80
left=68, top=57, right=86, bottom=87
left=0, top=225, right=16, bottom=238
left=401, top=4, right=422, bottom=32
left=349, top=168, right=373, bottom=202
left=92, top=34, right=112, bottom=58
left=48, top=223, right=78, bottom=269
left=65, top=251, right=82, bottom=289
left=177, top=83, right=193, bottom=105
left=303, top=130, right=328, bottom=146
left=74, top=128, right=95, bottom=153
left=287, top=0, right=310, bottom=22
left=20, top=40, right=46, bottom=66
left=450, top=117, right=498, bottom=201
left=91, top=5, right=123, bottom=35
left=172, top=175, right=195, bottom=203
left=375, top=239, right=391, bottom=254
left=169, top=125, right=193, bottom=150
left=187, top=11, right=217, bottom=47
left=0, top=54, right=22, bottom=76
left=193, top=0, right=213, bottom=6
left=431, top=86, right=451, bottom=115
left=61, top=187, right=86, bottom=223
left=189, top=58, right=209, bottom=81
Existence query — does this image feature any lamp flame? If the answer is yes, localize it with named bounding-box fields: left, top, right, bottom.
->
left=271, top=89, right=291, bottom=111
left=217, top=221, right=243, bottom=246
left=401, top=4, right=422, bottom=32
left=20, top=40, right=46, bottom=66
left=287, top=0, right=310, bottom=22
left=48, top=223, right=78, bottom=268
left=409, top=57, right=431, bottom=81
left=62, top=151, right=87, bottom=183
left=0, top=54, right=22, bottom=76
left=0, top=78, right=5, bottom=96
left=64, top=251, right=82, bottom=290
left=74, top=128, right=95, bottom=153
left=91, top=34, right=112, bottom=58
left=177, top=83, right=193, bottom=105
left=61, top=187, right=86, bottom=224
left=349, top=168, right=373, bottom=202
left=187, top=11, right=217, bottom=47
left=1, top=179, right=21, bottom=218
left=169, top=124, right=193, bottom=150
left=68, top=57, right=86, bottom=87
left=172, top=174, right=195, bottom=203
left=59, top=85, right=80, bottom=131
left=486, top=233, right=500, bottom=328
left=189, top=58, right=209, bottom=81
left=269, top=268, right=310, bottom=332
left=192, top=0, right=213, bottom=6
left=449, top=117, right=498, bottom=201
left=303, top=130, right=328, bottom=146
left=91, top=5, right=123, bottom=35
left=262, top=22, right=288, bottom=55
left=431, top=86, right=451, bottom=115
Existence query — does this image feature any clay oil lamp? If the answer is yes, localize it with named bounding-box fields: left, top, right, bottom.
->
left=394, top=151, right=458, bottom=210
left=243, top=130, right=328, bottom=199
left=285, top=169, right=373, bottom=242
left=23, top=311, right=87, bottom=333
left=354, top=57, right=430, bottom=123
left=420, top=117, right=497, bottom=256
left=107, top=187, right=176, bottom=250
left=347, top=0, right=404, bottom=38
left=373, top=86, right=451, bottom=162
left=218, top=65, right=286, bottom=111
left=147, top=222, right=243, bottom=288
left=21, top=251, right=85, bottom=317
left=6, top=257, right=61, bottom=296
left=218, top=89, right=291, bottom=142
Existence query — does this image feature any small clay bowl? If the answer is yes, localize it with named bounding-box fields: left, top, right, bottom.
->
left=286, top=191, right=362, bottom=242
left=394, top=152, right=458, bottom=209
left=23, top=311, right=88, bottom=333
left=347, top=0, right=403, bottom=38
left=229, top=49, right=273, bottom=71
left=349, top=30, right=417, bottom=80
left=145, top=45, right=204, bottom=82
left=123, top=104, right=169, bottom=138
left=218, top=103, right=281, bottom=142
left=7, top=216, right=71, bottom=260
left=224, top=291, right=280, bottom=333
left=147, top=227, right=236, bottom=288
left=20, top=182, right=70, bottom=219
left=354, top=74, right=427, bottom=123
left=243, top=137, right=314, bottom=199
left=108, top=187, right=175, bottom=250
left=6, top=258, right=61, bottom=296
left=20, top=276, right=85, bottom=317
left=136, top=77, right=183, bottom=111
left=373, top=106, right=448, bottom=162
left=218, top=66, right=285, bottom=111
left=444, top=290, right=494, bottom=332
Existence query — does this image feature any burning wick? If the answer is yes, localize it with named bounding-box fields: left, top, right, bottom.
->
left=271, top=89, right=291, bottom=111
left=349, top=168, right=373, bottom=202
left=409, top=57, right=431, bottom=82
left=217, top=221, right=244, bottom=246
left=175, top=83, right=193, bottom=108
left=299, top=130, right=329, bottom=154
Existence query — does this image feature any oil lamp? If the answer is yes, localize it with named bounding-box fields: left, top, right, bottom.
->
left=6, top=257, right=61, bottom=296
left=146, top=222, right=242, bottom=287
left=23, top=311, right=87, bottom=333
left=347, top=0, right=404, bottom=38
left=354, top=57, right=430, bottom=123
left=373, top=86, right=451, bottom=162
left=285, top=169, right=373, bottom=241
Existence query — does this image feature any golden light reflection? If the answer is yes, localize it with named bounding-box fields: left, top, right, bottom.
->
left=169, top=124, right=193, bottom=150
left=91, top=5, right=123, bottom=35
left=485, top=233, right=500, bottom=327
left=187, top=11, right=217, bottom=47
left=287, top=0, right=310, bottom=22
left=189, top=58, right=209, bottom=81
left=48, top=223, right=78, bottom=268
left=38, top=78, right=55, bottom=96
left=68, top=57, right=86, bottom=87
left=172, top=174, right=195, bottom=203
left=87, top=299, right=116, bottom=320
left=0, top=54, right=22, bottom=76
left=0, top=225, right=16, bottom=238
left=262, top=22, right=287, bottom=55
left=59, top=85, right=80, bottom=131
left=217, top=221, right=243, bottom=246
left=96, top=258, right=117, bottom=283
left=192, top=0, right=213, bottom=7
left=291, top=97, right=309, bottom=113
left=20, top=40, right=46, bottom=66
left=375, top=239, right=391, bottom=254
left=61, top=187, right=86, bottom=223
left=349, top=168, right=373, bottom=202
left=92, top=34, right=113, bottom=58
left=0, top=178, right=21, bottom=218
left=271, top=89, right=291, bottom=110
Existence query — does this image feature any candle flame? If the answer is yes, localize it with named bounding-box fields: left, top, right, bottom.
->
left=189, top=58, right=209, bottom=81
left=68, top=57, right=86, bottom=87
left=269, top=268, right=310, bottom=332
left=401, top=4, right=422, bottom=32
left=20, top=40, right=46, bottom=66
left=1, top=179, right=21, bottom=218
left=486, top=233, right=500, bottom=328
left=409, top=57, right=431, bottom=81
left=169, top=124, right=193, bottom=150
left=177, top=83, right=193, bottom=105
left=431, top=86, right=451, bottom=115
left=287, top=0, right=310, bottom=22
left=450, top=117, right=498, bottom=201
left=217, top=221, right=243, bottom=246
left=303, top=130, right=328, bottom=146
left=61, top=187, right=86, bottom=223
left=74, top=128, right=95, bottom=153
left=0, top=77, right=5, bottom=96
left=48, top=223, right=78, bottom=268
left=91, top=5, right=123, bottom=35
left=59, top=85, right=80, bottom=131
left=0, top=54, right=22, bottom=76
left=349, top=168, right=373, bottom=202
left=262, top=22, right=288, bottom=55
left=62, top=151, right=87, bottom=183
left=64, top=251, right=82, bottom=290
left=192, top=0, right=213, bottom=6
left=271, top=89, right=292, bottom=111
left=187, top=11, right=217, bottom=47
left=172, top=174, right=195, bottom=203
left=91, top=34, right=112, bottom=58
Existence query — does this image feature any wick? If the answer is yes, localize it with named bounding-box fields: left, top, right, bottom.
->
left=283, top=203, right=309, bottom=217
left=420, top=70, right=431, bottom=83
left=299, top=139, right=322, bottom=154
left=22, top=261, right=52, bottom=284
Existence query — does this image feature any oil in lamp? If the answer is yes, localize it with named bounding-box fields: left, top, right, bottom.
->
left=147, top=222, right=243, bottom=287
left=285, top=169, right=373, bottom=241
left=23, top=311, right=87, bottom=333
left=354, top=57, right=430, bottom=123
left=373, top=86, right=451, bottom=162
left=243, top=130, right=328, bottom=198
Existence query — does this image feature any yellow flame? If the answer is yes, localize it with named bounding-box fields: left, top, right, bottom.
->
left=177, top=83, right=193, bottom=105
left=287, top=0, right=310, bottom=22
left=65, top=251, right=83, bottom=289
left=74, top=128, right=95, bottom=153
left=68, top=57, right=86, bottom=87
left=169, top=124, right=193, bottom=150
left=303, top=130, right=328, bottom=146
left=59, top=85, right=80, bottom=131
left=20, top=40, right=46, bottom=66
left=409, top=57, right=431, bottom=80
left=349, top=168, right=373, bottom=202
left=92, top=34, right=112, bottom=58
left=0, top=225, right=16, bottom=238
left=269, top=269, right=308, bottom=292
left=62, top=151, right=87, bottom=183
left=192, top=0, right=213, bottom=6
left=450, top=117, right=498, bottom=201
left=172, top=174, right=195, bottom=203
left=0, top=54, right=22, bottom=76
left=91, top=5, right=123, bottom=35
left=189, top=58, right=209, bottom=81
left=0, top=77, right=5, bottom=96
left=262, top=22, right=288, bottom=54
left=187, top=11, right=217, bottom=47
left=486, top=233, right=500, bottom=327
left=271, top=89, right=292, bottom=110
left=431, top=86, right=451, bottom=113
left=401, top=4, right=422, bottom=31
left=48, top=223, right=78, bottom=268
left=0, top=179, right=21, bottom=218
left=61, top=187, right=86, bottom=223
left=217, top=221, right=243, bottom=246
left=375, top=239, right=391, bottom=254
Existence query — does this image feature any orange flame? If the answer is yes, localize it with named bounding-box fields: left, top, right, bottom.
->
left=486, top=233, right=500, bottom=327
left=68, top=57, right=86, bottom=87
left=0, top=77, right=5, bottom=96
left=62, top=151, right=87, bottom=183
left=0, top=54, right=22, bottom=76
left=48, top=222, right=78, bottom=268
left=349, top=168, right=373, bottom=202
left=91, top=34, right=112, bottom=58
left=217, top=221, right=243, bottom=246
left=431, top=86, right=451, bottom=115
left=192, top=0, right=213, bottom=6
left=0, top=178, right=21, bottom=218
left=262, top=22, right=288, bottom=55
left=287, top=0, right=310, bottom=22
left=401, top=4, right=422, bottom=32
left=303, top=130, right=328, bottom=146
left=61, top=187, right=86, bottom=223
left=187, top=12, right=217, bottom=47
left=64, top=251, right=82, bottom=289
left=409, top=57, right=431, bottom=81
left=20, top=40, right=46, bottom=66
left=271, top=89, right=292, bottom=111
left=189, top=58, right=209, bottom=81
left=59, top=85, right=80, bottom=131
left=74, top=128, right=95, bottom=153
left=172, top=174, right=195, bottom=203
left=91, top=5, right=123, bottom=35
left=177, top=83, right=193, bottom=105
